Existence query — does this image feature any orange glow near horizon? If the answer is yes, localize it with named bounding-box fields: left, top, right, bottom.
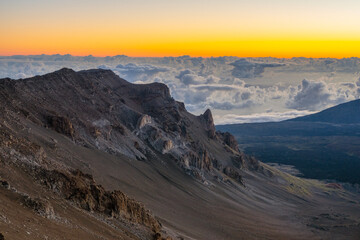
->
left=2, top=40, right=360, bottom=59
left=2, top=0, right=360, bottom=58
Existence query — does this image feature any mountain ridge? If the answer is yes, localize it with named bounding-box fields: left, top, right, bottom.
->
left=217, top=98, right=360, bottom=184
left=287, top=99, right=360, bottom=124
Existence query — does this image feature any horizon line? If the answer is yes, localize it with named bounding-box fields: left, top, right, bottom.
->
left=1, top=53, right=360, bottom=60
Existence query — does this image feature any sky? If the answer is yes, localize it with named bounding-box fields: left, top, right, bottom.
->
left=1, top=0, right=360, bottom=57
left=1, top=1, right=360, bottom=123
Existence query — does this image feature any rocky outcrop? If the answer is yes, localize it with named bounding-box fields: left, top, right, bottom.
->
left=46, top=115, right=74, bottom=138
left=137, top=114, right=152, bottom=129
left=0, top=129, right=49, bottom=167
left=22, top=195, right=55, bottom=219
left=111, top=123, right=125, bottom=135
left=153, top=233, right=173, bottom=240
left=223, top=167, right=244, bottom=185
left=162, top=140, right=173, bottom=152
left=181, top=143, right=213, bottom=171
left=36, top=168, right=161, bottom=233
left=200, top=109, right=216, bottom=139
left=218, top=131, right=239, bottom=153
left=141, top=83, right=171, bottom=100
left=245, top=156, right=261, bottom=171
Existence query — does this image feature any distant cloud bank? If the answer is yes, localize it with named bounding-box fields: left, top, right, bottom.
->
left=214, top=110, right=317, bottom=125
left=1, top=55, right=360, bottom=124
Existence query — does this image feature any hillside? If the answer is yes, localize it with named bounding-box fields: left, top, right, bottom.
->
left=217, top=99, right=360, bottom=184
left=289, top=99, right=360, bottom=124
left=0, top=69, right=360, bottom=239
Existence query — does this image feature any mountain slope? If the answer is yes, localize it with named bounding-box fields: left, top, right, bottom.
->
left=217, top=99, right=360, bottom=184
left=288, top=99, right=360, bottom=124
left=1, top=69, right=360, bottom=239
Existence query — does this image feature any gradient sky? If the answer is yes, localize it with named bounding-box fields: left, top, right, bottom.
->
left=1, top=0, right=360, bottom=57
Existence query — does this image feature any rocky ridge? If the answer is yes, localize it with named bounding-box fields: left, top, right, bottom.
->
left=0, top=68, right=259, bottom=185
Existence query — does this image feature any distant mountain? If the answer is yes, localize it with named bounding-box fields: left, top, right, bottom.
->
left=217, top=99, right=360, bottom=185
left=288, top=99, right=360, bottom=124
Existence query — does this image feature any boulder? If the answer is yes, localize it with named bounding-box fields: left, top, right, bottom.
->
left=22, top=196, right=55, bottom=219
left=163, top=140, right=173, bottom=152
left=137, top=115, right=152, bottom=129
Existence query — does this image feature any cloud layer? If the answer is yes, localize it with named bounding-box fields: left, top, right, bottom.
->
left=214, top=110, right=317, bottom=125
left=1, top=55, right=360, bottom=124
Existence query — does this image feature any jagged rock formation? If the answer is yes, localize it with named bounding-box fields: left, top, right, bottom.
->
left=22, top=195, right=55, bottom=219
left=46, top=115, right=75, bottom=138
left=0, top=68, right=255, bottom=184
left=223, top=166, right=244, bottom=184
left=137, top=115, right=152, bottom=129
left=217, top=131, right=240, bottom=153
left=200, top=109, right=217, bottom=138
left=37, top=168, right=161, bottom=232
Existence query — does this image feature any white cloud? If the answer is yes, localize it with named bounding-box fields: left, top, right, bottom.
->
left=115, top=63, right=169, bottom=82
left=230, top=58, right=283, bottom=78
left=287, top=79, right=331, bottom=110
left=287, top=79, right=359, bottom=111
left=214, top=110, right=317, bottom=125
